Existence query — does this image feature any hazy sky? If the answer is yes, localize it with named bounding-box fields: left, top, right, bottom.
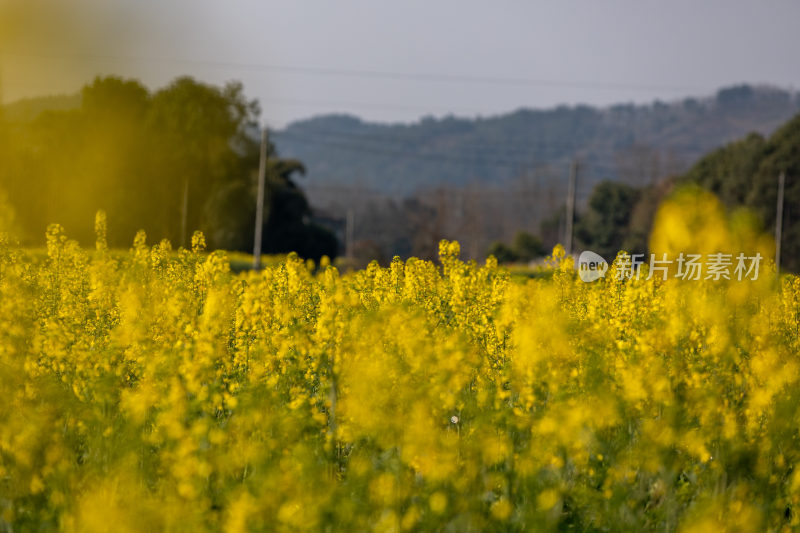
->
left=2, top=0, right=799, bottom=128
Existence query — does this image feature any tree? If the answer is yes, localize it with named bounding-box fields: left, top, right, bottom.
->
left=487, top=231, right=546, bottom=264
left=1, top=75, right=339, bottom=260
left=210, top=132, right=339, bottom=261
left=682, top=132, right=766, bottom=208
left=575, top=181, right=640, bottom=258
left=486, top=241, right=518, bottom=264
left=512, top=231, right=546, bottom=262
left=682, top=112, right=800, bottom=271
left=79, top=77, right=152, bottom=242
left=146, top=77, right=259, bottom=247
left=261, top=150, right=339, bottom=261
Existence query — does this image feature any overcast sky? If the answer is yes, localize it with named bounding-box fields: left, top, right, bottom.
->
left=2, top=0, right=799, bottom=128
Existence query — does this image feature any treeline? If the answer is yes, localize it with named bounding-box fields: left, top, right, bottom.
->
left=0, top=76, right=338, bottom=260
left=680, top=112, right=800, bottom=271
left=571, top=111, right=800, bottom=270
left=484, top=177, right=670, bottom=264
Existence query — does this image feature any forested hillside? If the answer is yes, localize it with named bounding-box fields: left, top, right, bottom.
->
left=274, top=85, right=799, bottom=197
left=681, top=112, right=800, bottom=271
left=565, top=109, right=800, bottom=272
left=268, top=85, right=799, bottom=262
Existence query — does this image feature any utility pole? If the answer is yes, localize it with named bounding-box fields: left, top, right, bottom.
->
left=565, top=159, right=578, bottom=255
left=345, top=208, right=354, bottom=258
left=0, top=57, right=4, bottom=120
left=0, top=44, right=4, bottom=116
left=252, top=127, right=268, bottom=270
left=776, top=171, right=786, bottom=271
left=180, top=176, right=189, bottom=248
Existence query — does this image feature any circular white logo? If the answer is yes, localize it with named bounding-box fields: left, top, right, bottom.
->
left=578, top=250, right=608, bottom=282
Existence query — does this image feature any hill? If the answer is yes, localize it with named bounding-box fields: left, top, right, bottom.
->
left=273, top=85, right=800, bottom=198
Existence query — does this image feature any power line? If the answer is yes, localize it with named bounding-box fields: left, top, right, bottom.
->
left=260, top=96, right=501, bottom=116
left=303, top=182, right=597, bottom=201
left=5, top=50, right=704, bottom=93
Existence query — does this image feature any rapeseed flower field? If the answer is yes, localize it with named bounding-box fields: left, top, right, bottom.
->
left=1, top=190, right=799, bottom=532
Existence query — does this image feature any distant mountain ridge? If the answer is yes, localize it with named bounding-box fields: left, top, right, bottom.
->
left=273, top=85, right=800, bottom=196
